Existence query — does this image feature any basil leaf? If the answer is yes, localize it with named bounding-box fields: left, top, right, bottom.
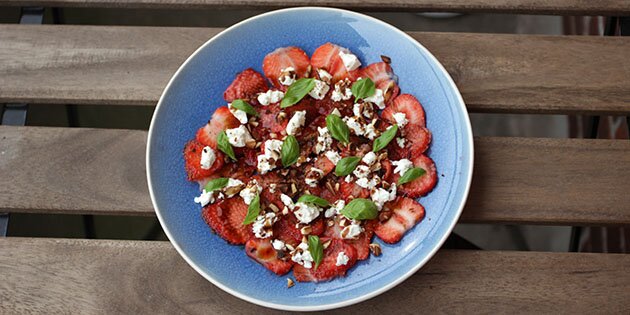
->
left=231, top=99, right=258, bottom=117
left=334, top=156, right=360, bottom=176
left=281, top=78, right=315, bottom=108
left=398, top=167, right=427, bottom=185
left=242, top=193, right=260, bottom=225
left=204, top=177, right=229, bottom=192
left=340, top=198, right=378, bottom=220
left=281, top=135, right=299, bottom=167
left=308, top=235, right=324, bottom=270
left=217, top=130, right=236, bottom=161
left=326, top=114, right=350, bottom=144
left=373, top=125, right=398, bottom=152
left=351, top=78, right=376, bottom=101
left=297, top=195, right=330, bottom=207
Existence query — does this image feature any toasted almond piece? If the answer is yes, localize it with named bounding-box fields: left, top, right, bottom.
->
left=245, top=138, right=257, bottom=149
left=255, top=141, right=262, bottom=148
left=302, top=236, right=308, bottom=244
left=250, top=121, right=259, bottom=127
left=287, top=278, right=295, bottom=288
left=323, top=239, right=332, bottom=249
left=327, top=220, right=335, bottom=227
left=325, top=181, right=334, bottom=193
left=369, top=243, right=382, bottom=256
left=335, top=182, right=340, bottom=191
left=270, top=132, right=277, bottom=138
left=300, top=225, right=312, bottom=235
left=304, top=190, right=311, bottom=195
left=291, top=183, right=298, bottom=194
left=277, top=111, right=287, bottom=122
left=282, top=207, right=289, bottom=215
left=285, top=244, right=295, bottom=251
left=223, top=184, right=244, bottom=197
left=268, top=203, right=280, bottom=213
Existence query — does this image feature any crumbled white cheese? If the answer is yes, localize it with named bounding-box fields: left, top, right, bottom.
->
left=345, top=175, right=353, bottom=183
left=364, top=119, right=379, bottom=140
left=293, top=202, right=321, bottom=224
left=305, top=167, right=324, bottom=187
left=272, top=239, right=286, bottom=251
left=362, top=151, right=377, bottom=166
left=308, top=79, right=330, bottom=100
left=324, top=199, right=345, bottom=218
left=341, top=222, right=363, bottom=239
left=315, top=127, right=332, bottom=154
left=257, top=139, right=284, bottom=174
left=224, top=178, right=245, bottom=197
left=252, top=212, right=277, bottom=239
left=279, top=67, right=296, bottom=86
left=331, top=84, right=352, bottom=102
left=239, top=179, right=261, bottom=205
left=227, top=102, right=248, bottom=124
left=356, top=176, right=379, bottom=190
left=317, top=69, right=332, bottom=82
left=344, top=116, right=364, bottom=136
left=330, top=108, right=342, bottom=116
left=353, top=165, right=370, bottom=179
left=335, top=251, right=350, bottom=266
left=291, top=241, right=314, bottom=269
left=194, top=189, right=213, bottom=207
left=364, top=88, right=386, bottom=109
left=324, top=150, right=342, bottom=165
left=286, top=110, right=306, bottom=136
left=280, top=194, right=295, bottom=210
left=269, top=183, right=277, bottom=193
left=392, top=159, right=414, bottom=177
left=371, top=183, right=397, bottom=210
left=338, top=50, right=361, bottom=71
left=225, top=125, right=253, bottom=147
left=392, top=112, right=408, bottom=128
left=257, top=90, right=284, bottom=106
left=200, top=146, right=216, bottom=170
left=396, top=137, right=406, bottom=148
left=353, top=103, right=362, bottom=117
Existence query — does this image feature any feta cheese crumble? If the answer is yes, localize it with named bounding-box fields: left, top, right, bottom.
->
left=224, top=178, right=245, bottom=197
left=396, top=137, right=406, bottom=148
left=331, top=81, right=352, bottom=102
left=371, top=183, right=397, bottom=210
left=362, top=151, right=377, bottom=166
left=252, top=212, right=277, bottom=239
left=200, top=146, right=216, bottom=170
left=280, top=193, right=295, bottom=210
left=353, top=165, right=370, bottom=179
left=364, top=88, right=386, bottom=109
left=324, top=150, right=342, bottom=165
left=286, top=110, right=306, bottom=136
left=194, top=189, right=214, bottom=207
left=315, top=127, right=332, bottom=154
left=227, top=102, right=248, bottom=124
left=291, top=241, right=314, bottom=269
left=325, top=199, right=345, bottom=218
left=308, top=79, right=330, bottom=100
left=279, top=67, right=296, bottom=86
left=317, top=69, right=332, bottom=83
left=257, top=90, right=284, bottom=106
left=225, top=125, right=253, bottom=147
left=392, top=112, right=408, bottom=128
left=341, top=221, right=363, bottom=239
left=338, top=50, right=361, bottom=71
left=392, top=159, right=414, bottom=177
left=257, top=139, right=284, bottom=174
left=335, top=251, right=350, bottom=266
left=239, top=179, right=261, bottom=205
left=305, top=167, right=324, bottom=187
left=272, top=239, right=286, bottom=251
left=293, top=202, right=321, bottom=224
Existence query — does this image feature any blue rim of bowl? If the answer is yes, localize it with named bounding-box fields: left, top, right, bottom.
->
left=146, top=6, right=474, bottom=312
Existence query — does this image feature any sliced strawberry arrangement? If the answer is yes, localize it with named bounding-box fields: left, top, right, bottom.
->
left=392, top=154, right=438, bottom=198
left=311, top=43, right=360, bottom=82
left=245, top=238, right=294, bottom=275
left=361, top=62, right=400, bottom=103
left=374, top=197, right=425, bottom=244
left=183, top=140, right=224, bottom=181
left=293, top=239, right=358, bottom=282
left=324, top=219, right=376, bottom=260
left=202, top=198, right=252, bottom=245
left=224, top=68, right=268, bottom=102
left=196, top=106, right=240, bottom=148
left=382, top=94, right=426, bottom=128
left=263, top=46, right=311, bottom=89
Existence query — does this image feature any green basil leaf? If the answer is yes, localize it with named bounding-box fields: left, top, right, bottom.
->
left=308, top=235, right=324, bottom=270
left=297, top=195, right=330, bottom=207
left=398, top=167, right=427, bottom=185
left=217, top=130, right=236, bottom=161
left=281, top=135, right=299, bottom=167
left=326, top=114, right=350, bottom=144
left=242, top=193, right=260, bottom=225
left=204, top=177, right=229, bottom=192
left=373, top=125, right=398, bottom=152
left=351, top=78, right=376, bottom=101
left=340, top=198, right=378, bottom=220
left=231, top=99, right=258, bottom=117
left=334, top=156, right=360, bottom=176
left=281, top=78, right=315, bottom=108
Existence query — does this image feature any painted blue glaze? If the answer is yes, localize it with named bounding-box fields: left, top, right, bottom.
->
left=147, top=7, right=473, bottom=311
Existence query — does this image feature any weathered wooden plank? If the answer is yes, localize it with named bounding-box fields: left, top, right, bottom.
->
left=0, top=0, right=628, bottom=15
left=0, top=237, right=628, bottom=313
left=1, top=25, right=629, bottom=114
left=1, top=126, right=629, bottom=225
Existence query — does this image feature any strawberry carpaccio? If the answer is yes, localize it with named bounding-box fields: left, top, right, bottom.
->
left=184, top=43, right=437, bottom=283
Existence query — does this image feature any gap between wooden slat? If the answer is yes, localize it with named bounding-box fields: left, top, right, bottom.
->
left=0, top=0, right=628, bottom=15
left=1, top=126, right=629, bottom=225
left=0, top=237, right=628, bottom=313
left=0, top=25, right=629, bottom=115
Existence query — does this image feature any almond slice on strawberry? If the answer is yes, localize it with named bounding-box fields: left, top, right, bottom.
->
left=263, top=46, right=311, bottom=89
left=311, top=43, right=361, bottom=83
left=245, top=238, right=294, bottom=275
left=202, top=198, right=253, bottom=245
left=391, top=154, right=437, bottom=198
left=183, top=140, right=224, bottom=181
left=293, top=239, right=358, bottom=282
left=323, top=218, right=376, bottom=260
left=361, top=62, right=400, bottom=104
left=223, top=68, right=268, bottom=102
left=374, top=197, right=425, bottom=244
left=196, top=106, right=241, bottom=148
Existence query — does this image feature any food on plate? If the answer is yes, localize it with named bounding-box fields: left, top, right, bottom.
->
left=184, top=43, right=437, bottom=282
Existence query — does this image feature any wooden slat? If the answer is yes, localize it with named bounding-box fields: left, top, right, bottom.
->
left=0, top=0, right=629, bottom=16
left=1, top=126, right=629, bottom=225
left=1, top=25, right=629, bottom=115
left=1, top=237, right=628, bottom=313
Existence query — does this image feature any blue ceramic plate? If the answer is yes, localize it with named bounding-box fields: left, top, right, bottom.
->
left=147, top=7, right=473, bottom=311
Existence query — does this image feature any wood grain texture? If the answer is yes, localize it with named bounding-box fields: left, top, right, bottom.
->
left=0, top=0, right=629, bottom=15
left=0, top=237, right=629, bottom=313
left=1, top=24, right=629, bottom=114
left=1, top=126, right=630, bottom=225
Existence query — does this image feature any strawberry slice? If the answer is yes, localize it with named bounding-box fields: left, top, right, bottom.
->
left=310, top=43, right=360, bottom=82
left=323, top=218, right=376, bottom=260
left=196, top=106, right=240, bottom=148
left=223, top=68, right=268, bottom=102
left=202, top=198, right=252, bottom=245
left=390, top=154, right=438, bottom=198
left=183, top=140, right=224, bottom=181
left=339, top=180, right=370, bottom=201
left=313, top=155, right=335, bottom=176
left=361, top=62, right=400, bottom=104
left=293, top=239, right=358, bottom=282
left=374, top=197, right=425, bottom=244
left=388, top=126, right=432, bottom=159
left=263, top=46, right=311, bottom=88
left=382, top=94, right=426, bottom=128
left=245, top=238, right=294, bottom=275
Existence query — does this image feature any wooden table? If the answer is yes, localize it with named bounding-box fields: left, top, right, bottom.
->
left=1, top=1, right=629, bottom=313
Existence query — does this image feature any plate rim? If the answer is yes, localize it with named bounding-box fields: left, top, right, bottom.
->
left=146, top=6, right=474, bottom=312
